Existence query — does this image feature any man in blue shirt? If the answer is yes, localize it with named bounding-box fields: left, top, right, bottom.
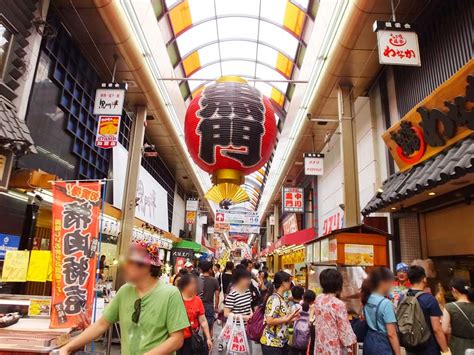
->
left=405, top=266, right=449, bottom=355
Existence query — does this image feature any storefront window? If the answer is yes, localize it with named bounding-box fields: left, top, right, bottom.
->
left=0, top=22, right=13, bottom=79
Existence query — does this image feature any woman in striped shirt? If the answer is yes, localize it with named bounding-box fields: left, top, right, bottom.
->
left=224, top=267, right=253, bottom=321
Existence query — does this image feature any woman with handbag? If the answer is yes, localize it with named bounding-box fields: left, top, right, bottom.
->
left=442, top=278, right=474, bottom=355
left=178, top=273, right=213, bottom=355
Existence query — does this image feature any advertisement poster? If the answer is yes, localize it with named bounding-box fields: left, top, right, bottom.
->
left=329, top=238, right=338, bottom=261
left=344, top=244, right=374, bottom=266
left=1, top=250, right=29, bottom=282
left=0, top=233, right=20, bottom=259
left=28, top=299, right=51, bottom=317
left=320, top=239, right=329, bottom=262
left=186, top=211, right=196, bottom=224
left=313, top=241, right=321, bottom=263
left=27, top=250, right=51, bottom=282
left=95, top=115, right=121, bottom=148
left=50, top=181, right=101, bottom=329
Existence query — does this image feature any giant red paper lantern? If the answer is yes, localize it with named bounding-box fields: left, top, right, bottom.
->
left=185, top=76, right=277, bottom=207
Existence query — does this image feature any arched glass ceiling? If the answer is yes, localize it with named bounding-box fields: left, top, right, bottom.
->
left=162, top=0, right=312, bottom=211
left=165, top=0, right=309, bottom=108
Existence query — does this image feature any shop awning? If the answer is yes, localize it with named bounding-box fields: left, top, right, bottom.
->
left=281, top=228, right=316, bottom=246
left=362, top=134, right=474, bottom=216
left=269, top=228, right=316, bottom=252
left=174, top=240, right=209, bottom=253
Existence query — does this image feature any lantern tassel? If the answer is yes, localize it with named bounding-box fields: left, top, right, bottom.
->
left=205, top=183, right=249, bottom=206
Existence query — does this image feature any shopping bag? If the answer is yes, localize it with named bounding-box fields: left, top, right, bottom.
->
left=227, top=315, right=251, bottom=355
left=216, top=313, right=234, bottom=353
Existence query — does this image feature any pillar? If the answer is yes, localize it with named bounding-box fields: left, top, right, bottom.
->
left=273, top=204, right=280, bottom=242
left=337, top=86, right=360, bottom=227
left=117, top=106, right=147, bottom=259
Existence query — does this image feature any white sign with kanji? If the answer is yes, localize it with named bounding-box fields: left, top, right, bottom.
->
left=374, top=22, right=421, bottom=67
left=304, top=153, right=324, bottom=176
left=93, top=84, right=126, bottom=115
left=282, top=187, right=304, bottom=213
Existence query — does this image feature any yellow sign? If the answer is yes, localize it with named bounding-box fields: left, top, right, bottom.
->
left=2, top=250, right=29, bottom=282
left=28, top=299, right=51, bottom=316
left=281, top=249, right=305, bottom=265
left=186, top=211, right=196, bottom=224
left=383, top=60, right=474, bottom=171
left=27, top=250, right=51, bottom=282
left=344, top=244, right=374, bottom=266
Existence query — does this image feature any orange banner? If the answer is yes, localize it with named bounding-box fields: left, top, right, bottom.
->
left=50, top=181, right=101, bottom=329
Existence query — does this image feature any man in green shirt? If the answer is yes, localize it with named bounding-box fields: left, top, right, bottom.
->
left=59, top=240, right=189, bottom=355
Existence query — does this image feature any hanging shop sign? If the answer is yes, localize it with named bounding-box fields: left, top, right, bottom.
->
left=373, top=21, right=421, bottom=67
left=50, top=181, right=101, bottom=329
left=282, top=187, right=304, bottom=213
left=95, top=115, right=121, bottom=149
left=214, top=222, right=230, bottom=232
left=304, top=153, right=324, bottom=176
left=229, top=224, right=260, bottom=234
left=186, top=199, right=199, bottom=211
left=0, top=233, right=20, bottom=259
left=321, top=211, right=344, bottom=237
left=172, top=248, right=194, bottom=259
left=383, top=61, right=474, bottom=171
left=0, top=149, right=13, bottom=191
left=132, top=229, right=173, bottom=250
left=185, top=77, right=277, bottom=207
left=269, top=214, right=275, bottom=225
left=113, top=143, right=169, bottom=230
left=186, top=211, right=196, bottom=224
left=282, top=213, right=299, bottom=235
left=216, top=209, right=259, bottom=225
left=93, top=82, right=127, bottom=115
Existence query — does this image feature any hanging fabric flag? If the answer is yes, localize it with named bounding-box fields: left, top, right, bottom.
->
left=50, top=181, right=101, bottom=329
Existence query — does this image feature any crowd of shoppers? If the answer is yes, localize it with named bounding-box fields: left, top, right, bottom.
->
left=58, top=247, right=474, bottom=355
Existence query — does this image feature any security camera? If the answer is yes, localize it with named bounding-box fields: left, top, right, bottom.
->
left=306, top=113, right=312, bottom=120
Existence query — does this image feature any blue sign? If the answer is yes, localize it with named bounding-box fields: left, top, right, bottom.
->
left=0, top=233, right=21, bottom=259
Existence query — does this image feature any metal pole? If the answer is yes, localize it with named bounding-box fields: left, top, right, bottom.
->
left=155, top=77, right=309, bottom=83
left=115, top=106, right=147, bottom=287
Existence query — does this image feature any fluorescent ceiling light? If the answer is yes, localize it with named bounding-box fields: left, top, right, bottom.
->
left=257, top=0, right=348, bottom=221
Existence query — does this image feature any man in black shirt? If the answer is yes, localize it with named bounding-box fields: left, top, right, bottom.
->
left=199, top=260, right=220, bottom=333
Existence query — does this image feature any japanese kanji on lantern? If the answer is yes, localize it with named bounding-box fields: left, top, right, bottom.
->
left=185, top=76, right=277, bottom=207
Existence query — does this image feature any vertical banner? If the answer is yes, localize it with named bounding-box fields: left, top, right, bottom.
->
left=50, top=181, right=101, bottom=329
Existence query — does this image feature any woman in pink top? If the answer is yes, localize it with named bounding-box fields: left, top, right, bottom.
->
left=313, top=269, right=357, bottom=355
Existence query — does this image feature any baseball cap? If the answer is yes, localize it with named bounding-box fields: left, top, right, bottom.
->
left=184, top=261, right=193, bottom=268
left=396, top=262, right=409, bottom=272
left=128, top=240, right=162, bottom=266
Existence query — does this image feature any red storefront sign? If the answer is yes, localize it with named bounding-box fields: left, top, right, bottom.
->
left=282, top=187, right=304, bottom=213
left=95, top=115, right=121, bottom=148
left=50, top=181, right=101, bottom=329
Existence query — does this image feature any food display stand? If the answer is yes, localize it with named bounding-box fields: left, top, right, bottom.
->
left=306, top=224, right=391, bottom=315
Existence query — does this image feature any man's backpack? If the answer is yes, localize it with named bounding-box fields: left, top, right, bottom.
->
left=291, top=310, right=311, bottom=350
left=396, top=291, right=431, bottom=348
